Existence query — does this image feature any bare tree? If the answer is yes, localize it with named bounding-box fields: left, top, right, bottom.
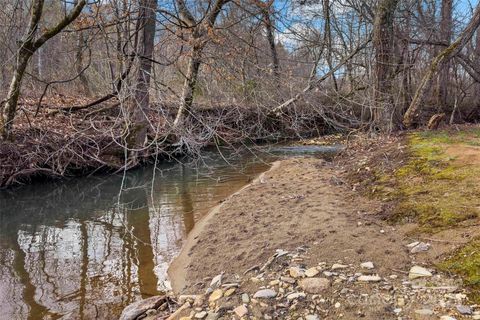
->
left=0, top=0, right=86, bottom=140
left=372, top=0, right=399, bottom=131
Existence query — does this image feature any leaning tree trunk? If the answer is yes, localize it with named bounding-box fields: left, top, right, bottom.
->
left=437, top=0, right=453, bottom=109
left=372, top=0, right=400, bottom=132
left=173, top=44, right=203, bottom=127
left=475, top=25, right=480, bottom=107
left=0, top=0, right=86, bottom=140
left=403, top=3, right=480, bottom=128
left=126, top=0, right=157, bottom=153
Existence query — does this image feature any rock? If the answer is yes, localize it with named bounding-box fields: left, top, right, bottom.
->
left=241, top=293, right=250, bottom=303
left=286, top=292, right=306, bottom=300
left=280, top=276, right=296, bottom=284
left=393, top=308, right=402, bottom=314
left=234, top=305, right=248, bottom=317
left=193, top=295, right=205, bottom=307
left=208, top=289, right=223, bottom=303
left=415, top=309, right=434, bottom=316
left=407, top=241, right=420, bottom=248
left=331, top=263, right=348, bottom=270
left=289, top=266, right=304, bottom=278
left=299, top=278, right=330, bottom=293
left=440, top=316, right=457, bottom=320
left=409, top=266, right=432, bottom=279
left=205, top=312, right=219, bottom=320
left=397, top=297, right=405, bottom=307
left=195, top=311, right=208, bottom=319
left=305, top=267, right=319, bottom=277
left=411, top=242, right=431, bottom=253
left=120, top=295, right=165, bottom=320
left=357, top=275, right=382, bottom=282
left=360, top=261, right=374, bottom=269
left=456, top=305, right=472, bottom=315
left=305, top=315, right=319, bottom=320
left=323, top=271, right=334, bottom=277
left=224, top=288, right=236, bottom=297
left=335, top=302, right=341, bottom=308
left=253, top=289, right=277, bottom=299
left=210, top=273, right=223, bottom=288
left=178, top=295, right=198, bottom=305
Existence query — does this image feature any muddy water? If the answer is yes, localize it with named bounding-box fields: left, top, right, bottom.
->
left=0, top=145, right=340, bottom=319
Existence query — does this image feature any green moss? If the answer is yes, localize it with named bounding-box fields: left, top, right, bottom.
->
left=438, top=239, right=480, bottom=303
left=374, top=130, right=480, bottom=233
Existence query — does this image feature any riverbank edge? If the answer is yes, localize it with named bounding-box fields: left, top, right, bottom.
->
left=167, top=161, right=280, bottom=293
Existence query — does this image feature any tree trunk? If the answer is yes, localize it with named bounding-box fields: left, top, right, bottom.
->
left=372, top=0, right=399, bottom=131
left=1, top=51, right=32, bottom=140
left=173, top=45, right=203, bottom=127
left=126, top=0, right=157, bottom=151
left=437, top=0, right=453, bottom=109
left=76, top=31, right=91, bottom=96
left=475, top=27, right=480, bottom=107
left=404, top=3, right=480, bottom=128
left=0, top=0, right=86, bottom=140
left=323, top=0, right=338, bottom=91
left=263, top=8, right=280, bottom=87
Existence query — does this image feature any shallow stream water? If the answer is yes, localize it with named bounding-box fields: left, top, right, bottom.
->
left=0, top=144, right=340, bottom=319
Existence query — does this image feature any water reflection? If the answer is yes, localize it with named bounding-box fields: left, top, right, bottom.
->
left=0, top=145, right=339, bottom=319
left=0, top=151, right=272, bottom=319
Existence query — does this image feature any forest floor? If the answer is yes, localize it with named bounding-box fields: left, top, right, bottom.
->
left=122, top=125, right=480, bottom=320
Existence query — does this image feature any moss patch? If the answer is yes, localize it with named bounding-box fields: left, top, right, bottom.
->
left=438, top=239, right=480, bottom=302
left=375, top=129, right=480, bottom=233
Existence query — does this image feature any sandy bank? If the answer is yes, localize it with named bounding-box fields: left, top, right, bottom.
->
left=168, top=157, right=412, bottom=294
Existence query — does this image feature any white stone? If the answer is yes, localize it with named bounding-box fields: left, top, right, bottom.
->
left=210, top=273, right=223, bottom=288
left=195, top=311, right=208, bottom=319
left=253, top=289, right=277, bottom=299
left=360, top=262, right=374, bottom=269
left=331, top=264, right=348, bottom=270
left=408, top=266, right=432, bottom=279
left=357, top=275, right=382, bottom=282
left=286, top=292, right=306, bottom=300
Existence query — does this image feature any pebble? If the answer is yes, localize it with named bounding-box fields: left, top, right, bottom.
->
left=456, top=305, right=472, bottom=315
left=253, top=289, right=277, bottom=299
left=305, top=315, right=319, bottom=320
left=281, top=276, right=296, bottom=284
left=208, top=289, right=223, bottom=303
left=410, top=242, right=431, bottom=253
left=233, top=305, right=248, bottom=317
left=360, top=261, right=374, bottom=269
left=409, top=266, right=432, bottom=279
left=194, top=311, right=207, bottom=319
left=205, top=312, right=219, bottom=320
left=224, top=288, right=236, bottom=297
left=299, top=278, right=330, bottom=293
left=335, top=302, right=341, bottom=308
left=289, top=266, right=304, bottom=278
left=440, top=316, right=457, bottom=320
left=357, top=275, right=382, bottom=282
left=331, top=264, right=348, bottom=270
left=241, top=293, right=250, bottom=303
left=415, top=309, right=434, bottom=315
left=305, top=267, right=319, bottom=277
left=210, top=273, right=222, bottom=288
left=286, top=292, right=306, bottom=300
